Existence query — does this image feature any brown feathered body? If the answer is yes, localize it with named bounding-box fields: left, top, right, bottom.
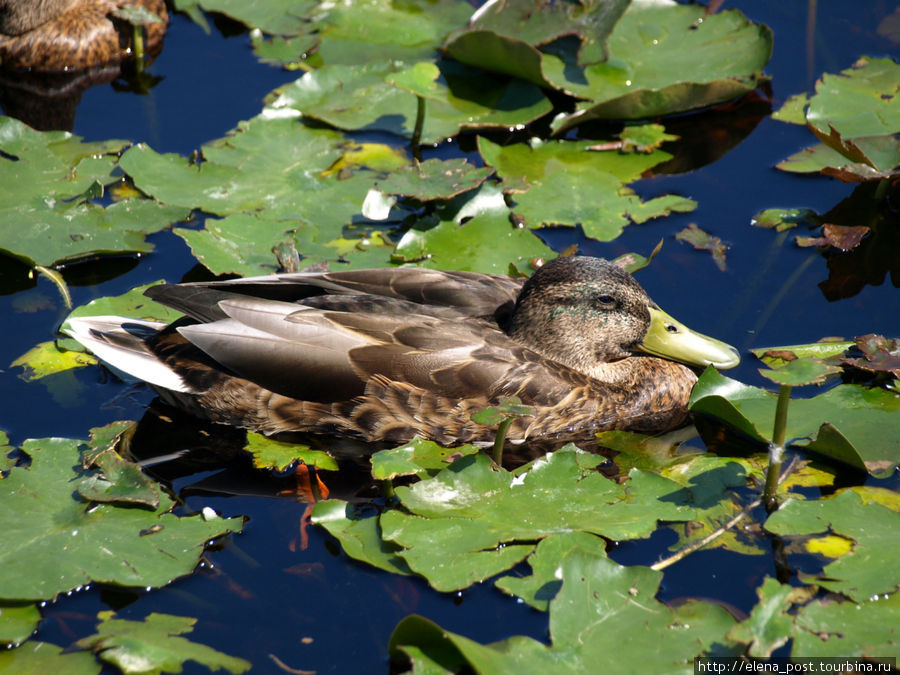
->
left=0, top=0, right=167, bottom=71
left=65, top=258, right=713, bottom=447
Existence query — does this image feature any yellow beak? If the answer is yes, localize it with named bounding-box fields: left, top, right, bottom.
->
left=639, top=306, right=740, bottom=369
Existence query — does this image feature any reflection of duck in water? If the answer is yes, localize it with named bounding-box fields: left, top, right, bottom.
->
left=0, top=0, right=168, bottom=70
left=65, top=257, right=741, bottom=447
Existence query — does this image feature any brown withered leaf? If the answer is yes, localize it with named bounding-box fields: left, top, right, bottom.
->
left=675, top=224, right=727, bottom=271
left=843, top=334, right=900, bottom=377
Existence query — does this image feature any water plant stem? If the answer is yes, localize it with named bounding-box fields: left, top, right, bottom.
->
left=34, top=265, right=71, bottom=309
left=133, top=23, right=146, bottom=71
left=411, top=95, right=425, bottom=162
left=763, top=384, right=792, bottom=511
left=491, top=417, right=513, bottom=467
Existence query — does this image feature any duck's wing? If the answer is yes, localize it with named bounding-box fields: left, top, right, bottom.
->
left=145, top=267, right=525, bottom=321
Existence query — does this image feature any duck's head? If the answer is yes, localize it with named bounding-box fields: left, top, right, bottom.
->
left=507, top=256, right=739, bottom=376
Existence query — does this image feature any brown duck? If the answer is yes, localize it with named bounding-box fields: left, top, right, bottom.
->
left=64, top=257, right=739, bottom=446
left=0, top=0, right=167, bottom=71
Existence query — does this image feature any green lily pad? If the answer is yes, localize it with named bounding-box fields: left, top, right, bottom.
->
left=619, top=123, right=679, bottom=153
left=793, top=592, right=900, bottom=658
left=494, top=531, right=609, bottom=611
left=765, top=490, right=900, bottom=602
left=272, top=61, right=552, bottom=144
left=249, top=31, right=318, bottom=70
left=727, top=577, right=811, bottom=657
left=675, top=224, right=728, bottom=272
left=376, top=158, right=493, bottom=201
left=76, top=611, right=251, bottom=674
left=477, top=136, right=694, bottom=241
left=758, top=357, right=842, bottom=387
left=393, top=185, right=555, bottom=273
left=389, top=550, right=738, bottom=672
left=690, top=368, right=900, bottom=476
left=78, top=422, right=160, bottom=508
left=775, top=58, right=900, bottom=180
left=0, top=602, right=41, bottom=645
left=186, top=0, right=314, bottom=35
left=244, top=432, right=338, bottom=472
left=0, top=436, right=242, bottom=601
left=10, top=341, right=98, bottom=381
left=547, top=3, right=772, bottom=133
left=0, top=641, right=100, bottom=673
left=751, top=341, right=855, bottom=368
left=751, top=207, right=819, bottom=231
left=310, top=500, right=412, bottom=577
left=443, top=0, right=629, bottom=86
left=370, top=438, right=479, bottom=480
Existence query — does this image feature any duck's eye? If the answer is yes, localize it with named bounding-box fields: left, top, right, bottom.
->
left=594, top=294, right=617, bottom=309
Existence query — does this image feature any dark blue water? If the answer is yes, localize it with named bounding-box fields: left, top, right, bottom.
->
left=1, top=2, right=898, bottom=672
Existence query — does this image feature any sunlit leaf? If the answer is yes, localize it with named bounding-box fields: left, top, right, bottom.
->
left=243, top=432, right=338, bottom=472
left=10, top=341, right=97, bottom=381
left=390, top=550, right=738, bottom=671
left=793, top=592, right=900, bottom=658
left=0, top=641, right=100, bottom=673
left=376, top=158, right=493, bottom=201
left=310, top=501, right=412, bottom=576
left=0, top=437, right=242, bottom=601
left=76, top=611, right=251, bottom=674
left=0, top=602, right=41, bottom=645
left=548, top=3, right=772, bottom=132
left=765, top=490, right=900, bottom=602
left=751, top=207, right=819, bottom=232
left=370, top=438, right=479, bottom=480
left=727, top=577, right=807, bottom=657
left=619, top=123, right=679, bottom=153
left=758, top=357, right=842, bottom=387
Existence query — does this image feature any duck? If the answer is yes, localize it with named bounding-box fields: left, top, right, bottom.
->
left=63, top=256, right=740, bottom=447
left=0, top=0, right=168, bottom=71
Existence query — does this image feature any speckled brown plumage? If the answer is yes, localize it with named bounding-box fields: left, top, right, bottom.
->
left=65, top=257, right=735, bottom=447
left=0, top=0, right=167, bottom=71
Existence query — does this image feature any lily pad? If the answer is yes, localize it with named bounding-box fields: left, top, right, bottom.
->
left=690, top=368, right=900, bottom=476
left=370, top=438, right=479, bottom=480
left=750, top=341, right=855, bottom=368
left=10, top=341, right=98, bottom=382
left=76, top=611, right=251, bottom=674
left=243, top=432, right=338, bottom=472
left=310, top=501, right=412, bottom=576
left=751, top=207, right=819, bottom=231
left=547, top=3, right=772, bottom=133
left=844, top=334, right=900, bottom=377
left=675, top=224, right=728, bottom=271
left=389, top=550, right=737, bottom=672
left=765, top=490, right=900, bottom=602
left=0, top=437, right=242, bottom=601
left=0, top=602, right=41, bottom=645
left=393, top=185, right=556, bottom=273
left=727, top=577, right=811, bottom=657
left=758, top=357, right=842, bottom=387
left=493, top=531, right=609, bottom=611
left=793, top=592, right=900, bottom=658
left=477, top=136, right=695, bottom=241
left=183, top=0, right=314, bottom=36
left=0, top=641, right=100, bottom=673
left=78, top=422, right=160, bottom=508
left=443, top=0, right=629, bottom=86
left=376, top=158, right=493, bottom=201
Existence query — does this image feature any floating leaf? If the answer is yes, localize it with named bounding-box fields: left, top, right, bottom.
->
left=377, top=158, right=494, bottom=201
left=690, top=368, right=900, bottom=476
left=844, top=334, right=900, bottom=377
left=310, top=501, right=412, bottom=576
left=750, top=341, right=854, bottom=368
left=765, top=490, right=900, bottom=602
left=494, top=532, right=608, bottom=611
left=244, top=432, right=338, bottom=472
left=675, top=224, right=727, bottom=271
left=0, top=602, right=41, bottom=645
left=727, top=577, right=808, bottom=657
left=360, top=448, right=695, bottom=591
left=370, top=438, right=479, bottom=480
left=751, top=207, right=819, bottom=231
left=10, top=341, right=97, bottom=382
left=618, top=123, right=678, bottom=153
left=78, top=422, right=160, bottom=508
left=796, top=224, right=870, bottom=251
left=793, top=592, right=900, bottom=658
left=389, top=550, right=738, bottom=672
left=76, top=611, right=251, bottom=675
left=0, top=641, right=100, bottom=673
left=758, top=357, right=842, bottom=387
left=186, top=0, right=314, bottom=35
left=548, top=3, right=772, bottom=133
left=0, top=437, right=242, bottom=601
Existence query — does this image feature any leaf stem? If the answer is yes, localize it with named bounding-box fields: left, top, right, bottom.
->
left=411, top=95, right=425, bottom=162
left=34, top=265, right=72, bottom=309
left=133, top=22, right=146, bottom=71
left=491, top=417, right=513, bottom=467
left=763, top=384, right=792, bottom=511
